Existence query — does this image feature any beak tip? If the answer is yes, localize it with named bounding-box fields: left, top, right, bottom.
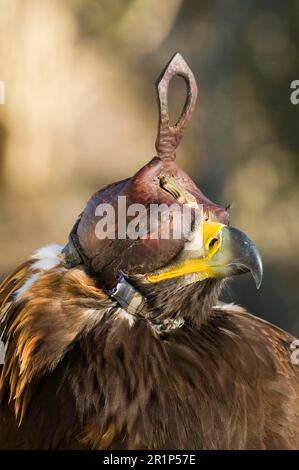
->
left=221, top=226, right=263, bottom=290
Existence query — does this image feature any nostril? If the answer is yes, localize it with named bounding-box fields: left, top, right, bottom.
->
left=208, top=237, right=218, bottom=250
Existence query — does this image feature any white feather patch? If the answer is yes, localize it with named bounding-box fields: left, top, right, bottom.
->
left=1, top=245, right=64, bottom=362
left=213, top=302, right=247, bottom=314
left=31, top=244, right=63, bottom=271
left=117, top=309, right=135, bottom=328
left=14, top=244, right=63, bottom=300
left=14, top=272, right=41, bottom=300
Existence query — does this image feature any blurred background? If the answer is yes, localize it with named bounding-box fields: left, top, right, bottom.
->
left=0, top=0, right=298, bottom=335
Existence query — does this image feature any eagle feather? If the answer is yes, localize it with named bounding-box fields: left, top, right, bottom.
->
left=0, top=245, right=298, bottom=449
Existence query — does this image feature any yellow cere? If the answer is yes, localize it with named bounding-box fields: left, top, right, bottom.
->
left=147, top=221, right=224, bottom=283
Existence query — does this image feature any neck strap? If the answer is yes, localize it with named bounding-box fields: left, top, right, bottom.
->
left=62, top=233, right=184, bottom=332
left=108, top=275, right=185, bottom=332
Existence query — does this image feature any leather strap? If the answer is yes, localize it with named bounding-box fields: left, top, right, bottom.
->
left=61, top=217, right=88, bottom=269
left=61, top=225, right=184, bottom=332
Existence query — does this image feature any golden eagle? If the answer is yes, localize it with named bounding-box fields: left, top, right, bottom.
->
left=0, top=54, right=298, bottom=450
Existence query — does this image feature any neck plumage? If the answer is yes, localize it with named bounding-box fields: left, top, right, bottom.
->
left=130, top=277, right=224, bottom=329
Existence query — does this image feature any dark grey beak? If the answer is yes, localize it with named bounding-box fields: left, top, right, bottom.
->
left=218, top=226, right=263, bottom=289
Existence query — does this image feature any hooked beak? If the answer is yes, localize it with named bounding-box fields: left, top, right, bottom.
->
left=147, top=221, right=263, bottom=289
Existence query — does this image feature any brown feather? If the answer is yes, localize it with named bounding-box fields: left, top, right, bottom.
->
left=0, top=253, right=298, bottom=449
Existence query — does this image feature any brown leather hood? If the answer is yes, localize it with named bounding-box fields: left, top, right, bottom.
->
left=67, top=54, right=228, bottom=285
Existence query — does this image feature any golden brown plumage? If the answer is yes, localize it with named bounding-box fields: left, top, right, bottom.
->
left=0, top=245, right=298, bottom=449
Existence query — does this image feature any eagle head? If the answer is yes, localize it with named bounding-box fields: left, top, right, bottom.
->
left=63, top=53, right=262, bottom=324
